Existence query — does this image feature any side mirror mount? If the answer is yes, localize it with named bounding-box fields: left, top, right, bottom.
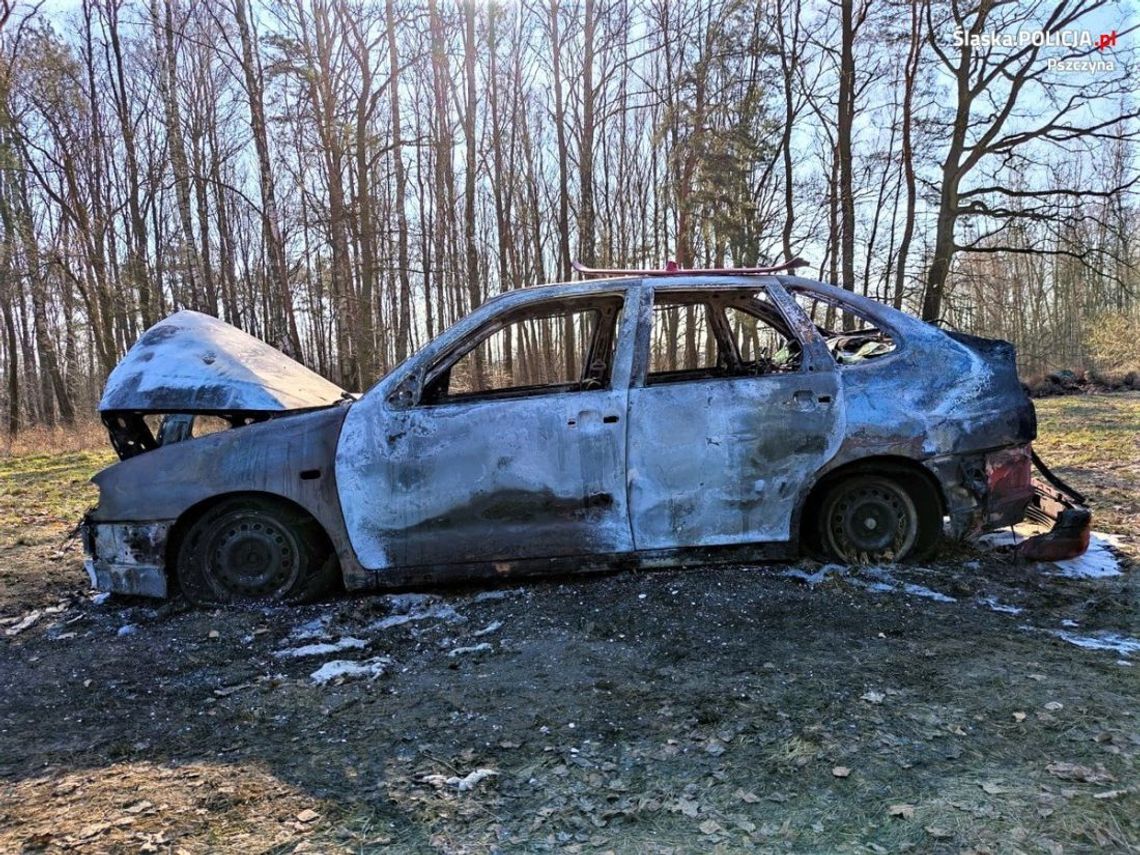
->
left=386, top=372, right=421, bottom=409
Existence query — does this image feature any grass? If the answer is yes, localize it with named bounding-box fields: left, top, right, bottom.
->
left=0, top=423, right=113, bottom=614
left=1034, top=392, right=1140, bottom=538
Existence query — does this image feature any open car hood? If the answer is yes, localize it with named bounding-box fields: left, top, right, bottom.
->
left=100, top=310, right=346, bottom=414
left=99, top=311, right=348, bottom=459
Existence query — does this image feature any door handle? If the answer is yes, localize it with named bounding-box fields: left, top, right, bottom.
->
left=568, top=412, right=621, bottom=428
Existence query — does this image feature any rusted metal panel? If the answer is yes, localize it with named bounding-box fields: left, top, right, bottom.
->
left=82, top=520, right=170, bottom=597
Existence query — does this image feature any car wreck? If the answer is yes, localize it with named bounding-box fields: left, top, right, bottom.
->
left=80, top=269, right=1090, bottom=605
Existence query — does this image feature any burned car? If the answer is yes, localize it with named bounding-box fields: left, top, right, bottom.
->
left=80, top=270, right=1088, bottom=605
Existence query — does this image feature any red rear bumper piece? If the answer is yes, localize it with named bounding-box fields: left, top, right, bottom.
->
left=1016, top=451, right=1092, bottom=561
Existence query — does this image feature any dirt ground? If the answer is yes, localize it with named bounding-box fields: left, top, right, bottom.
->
left=1, top=394, right=1137, bottom=854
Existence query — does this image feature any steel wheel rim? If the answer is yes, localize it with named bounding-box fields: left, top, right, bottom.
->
left=824, top=480, right=917, bottom=562
left=204, top=513, right=300, bottom=598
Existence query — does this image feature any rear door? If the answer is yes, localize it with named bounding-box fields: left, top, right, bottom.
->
left=626, top=285, right=843, bottom=550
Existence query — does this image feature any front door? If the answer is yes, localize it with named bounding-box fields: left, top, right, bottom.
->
left=339, top=291, right=635, bottom=570
left=626, top=286, right=842, bottom=550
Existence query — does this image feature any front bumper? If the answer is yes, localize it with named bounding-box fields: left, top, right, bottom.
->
left=79, top=517, right=173, bottom=598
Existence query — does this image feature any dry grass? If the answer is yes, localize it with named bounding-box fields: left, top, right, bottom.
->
left=1, top=419, right=108, bottom=459
left=0, top=760, right=352, bottom=854
left=1034, top=392, right=1140, bottom=542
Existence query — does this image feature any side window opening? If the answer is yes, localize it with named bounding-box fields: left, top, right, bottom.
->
left=421, top=296, right=623, bottom=404
left=646, top=291, right=802, bottom=385
left=790, top=289, right=897, bottom=365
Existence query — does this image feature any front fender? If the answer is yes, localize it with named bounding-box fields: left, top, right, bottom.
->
left=87, top=405, right=368, bottom=591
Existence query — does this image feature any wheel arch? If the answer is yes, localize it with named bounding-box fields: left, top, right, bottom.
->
left=164, top=490, right=337, bottom=579
left=796, top=455, right=946, bottom=557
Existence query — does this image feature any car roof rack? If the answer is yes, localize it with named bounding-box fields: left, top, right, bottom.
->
left=571, top=257, right=809, bottom=279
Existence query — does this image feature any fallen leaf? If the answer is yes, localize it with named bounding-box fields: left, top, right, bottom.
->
left=678, top=798, right=700, bottom=818
left=1043, top=701, right=1063, bottom=711
left=832, top=766, right=851, bottom=778
left=1093, top=789, right=1127, bottom=800
left=1046, top=762, right=1115, bottom=784
left=734, top=789, right=760, bottom=804
left=125, top=800, right=153, bottom=814
left=887, top=803, right=915, bottom=819
left=207, top=630, right=220, bottom=639
left=698, top=819, right=724, bottom=836
left=295, top=809, right=320, bottom=823
left=980, top=781, right=1006, bottom=795
left=925, top=826, right=952, bottom=839
left=1012, top=712, right=1027, bottom=722
left=77, top=822, right=111, bottom=840
left=861, top=690, right=885, bottom=705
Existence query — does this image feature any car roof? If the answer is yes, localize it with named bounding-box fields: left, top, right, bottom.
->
left=480, top=273, right=927, bottom=334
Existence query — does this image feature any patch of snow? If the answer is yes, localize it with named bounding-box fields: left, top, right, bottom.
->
left=310, top=656, right=392, bottom=685
left=91, top=592, right=111, bottom=606
left=782, top=563, right=955, bottom=602
left=1061, top=619, right=1079, bottom=628
left=423, top=768, right=498, bottom=791
left=116, top=624, right=137, bottom=637
left=1053, top=631, right=1140, bottom=657
left=781, top=564, right=847, bottom=585
left=901, top=583, right=956, bottom=603
left=963, top=560, right=982, bottom=570
left=384, top=593, right=438, bottom=613
left=4, top=611, right=42, bottom=636
left=472, top=620, right=503, bottom=637
left=978, top=529, right=1023, bottom=549
left=366, top=603, right=464, bottom=633
left=448, top=642, right=493, bottom=658
left=369, top=613, right=414, bottom=630
left=472, top=588, right=524, bottom=603
left=290, top=615, right=331, bottom=640
left=978, top=596, right=1023, bottom=615
left=273, top=637, right=368, bottom=659
left=1052, top=534, right=1123, bottom=579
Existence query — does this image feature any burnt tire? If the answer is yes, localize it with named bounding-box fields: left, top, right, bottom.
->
left=176, top=497, right=336, bottom=606
left=818, top=474, right=939, bottom=564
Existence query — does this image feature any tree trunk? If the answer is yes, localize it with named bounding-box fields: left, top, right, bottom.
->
left=233, top=0, right=302, bottom=356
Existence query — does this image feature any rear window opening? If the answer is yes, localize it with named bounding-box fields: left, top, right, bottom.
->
left=646, top=290, right=803, bottom=385
left=790, top=289, right=897, bottom=366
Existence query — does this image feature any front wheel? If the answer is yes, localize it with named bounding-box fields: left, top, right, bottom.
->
left=819, top=475, right=926, bottom=563
left=176, top=497, right=335, bottom=606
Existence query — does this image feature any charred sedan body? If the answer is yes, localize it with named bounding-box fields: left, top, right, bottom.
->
left=81, top=274, right=1088, bottom=604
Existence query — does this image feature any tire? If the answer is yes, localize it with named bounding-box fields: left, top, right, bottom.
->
left=176, top=497, right=336, bottom=606
left=818, top=474, right=935, bottom=564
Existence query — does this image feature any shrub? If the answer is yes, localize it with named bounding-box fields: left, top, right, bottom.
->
left=1084, top=312, right=1140, bottom=382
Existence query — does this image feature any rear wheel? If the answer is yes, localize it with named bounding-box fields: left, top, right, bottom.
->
left=819, top=475, right=925, bottom=563
left=176, top=497, right=335, bottom=606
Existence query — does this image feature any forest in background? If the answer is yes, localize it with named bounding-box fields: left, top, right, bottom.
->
left=0, top=0, right=1137, bottom=433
